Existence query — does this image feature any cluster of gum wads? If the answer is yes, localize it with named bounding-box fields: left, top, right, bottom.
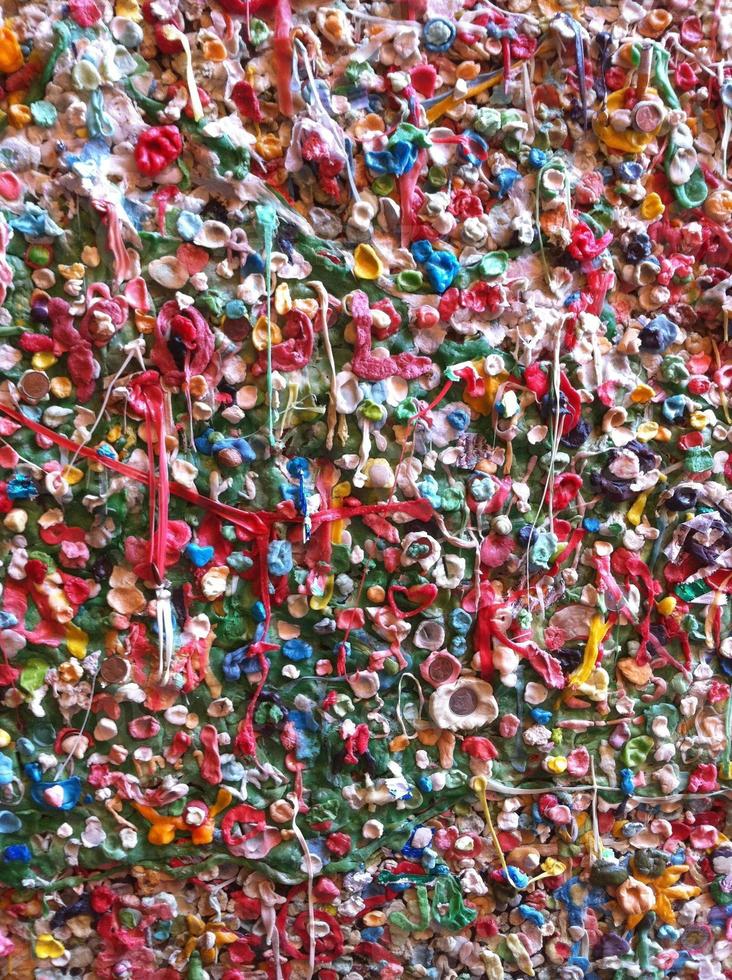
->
left=0, top=0, right=731, bottom=978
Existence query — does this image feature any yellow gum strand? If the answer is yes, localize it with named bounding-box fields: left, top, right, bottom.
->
left=427, top=75, right=505, bottom=124
left=330, top=482, right=351, bottom=544
left=568, top=615, right=610, bottom=688
left=425, top=40, right=554, bottom=125
left=711, top=338, right=732, bottom=424
left=472, top=776, right=510, bottom=876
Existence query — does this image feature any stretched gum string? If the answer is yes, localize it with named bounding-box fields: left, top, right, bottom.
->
left=256, top=203, right=278, bottom=446
left=94, top=202, right=137, bottom=286
left=475, top=600, right=494, bottom=678
left=289, top=794, right=316, bottom=979
left=242, top=0, right=294, bottom=116
left=571, top=16, right=589, bottom=129
left=399, top=148, right=427, bottom=249
left=162, top=26, right=204, bottom=121
left=502, top=35, right=511, bottom=84
left=273, top=0, right=294, bottom=117
left=144, top=385, right=175, bottom=678
left=234, top=533, right=273, bottom=755
left=636, top=42, right=653, bottom=100
left=148, top=398, right=168, bottom=579
left=472, top=776, right=509, bottom=876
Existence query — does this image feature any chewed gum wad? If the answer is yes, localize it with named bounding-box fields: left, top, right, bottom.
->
left=0, top=0, right=730, bottom=977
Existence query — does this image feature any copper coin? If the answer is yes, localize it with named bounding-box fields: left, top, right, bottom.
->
left=429, top=655, right=456, bottom=683
left=632, top=100, right=663, bottom=134
left=448, top=686, right=478, bottom=716
left=18, top=370, right=50, bottom=403
left=99, top=656, right=131, bottom=684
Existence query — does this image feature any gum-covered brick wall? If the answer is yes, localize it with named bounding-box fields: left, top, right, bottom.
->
left=0, top=0, right=729, bottom=977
